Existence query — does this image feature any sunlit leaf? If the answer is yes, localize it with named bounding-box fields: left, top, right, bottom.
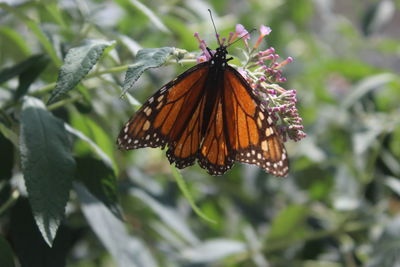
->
left=122, top=47, right=174, bottom=95
left=64, top=123, right=114, bottom=170
left=69, top=112, right=117, bottom=171
left=47, top=40, right=116, bottom=104
left=0, top=26, right=30, bottom=56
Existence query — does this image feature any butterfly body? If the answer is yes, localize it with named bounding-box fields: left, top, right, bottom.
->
left=118, top=44, right=289, bottom=177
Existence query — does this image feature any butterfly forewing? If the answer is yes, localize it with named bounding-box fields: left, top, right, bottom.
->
left=117, top=63, right=208, bottom=152
left=223, top=66, right=289, bottom=177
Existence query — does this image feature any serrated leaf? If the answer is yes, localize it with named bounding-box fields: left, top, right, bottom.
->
left=9, top=199, right=72, bottom=267
left=181, top=239, right=246, bottom=264
left=19, top=96, right=75, bottom=246
left=47, top=40, right=116, bottom=105
left=75, top=183, right=157, bottom=267
left=0, top=234, right=15, bottom=267
left=267, top=204, right=308, bottom=242
left=121, top=47, right=174, bottom=95
left=75, top=156, right=122, bottom=219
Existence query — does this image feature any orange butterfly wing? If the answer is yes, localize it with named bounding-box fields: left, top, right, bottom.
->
left=223, top=66, right=288, bottom=177
left=198, top=91, right=234, bottom=175
left=118, top=50, right=289, bottom=177
left=117, top=63, right=209, bottom=168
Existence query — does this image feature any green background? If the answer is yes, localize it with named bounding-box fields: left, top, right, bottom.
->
left=1, top=0, right=400, bottom=266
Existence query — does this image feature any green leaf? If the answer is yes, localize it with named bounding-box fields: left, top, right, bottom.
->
left=15, top=54, right=50, bottom=100
left=130, top=188, right=200, bottom=245
left=0, top=133, right=14, bottom=181
left=19, top=96, right=75, bottom=246
left=267, top=204, right=308, bottom=242
left=122, top=47, right=174, bottom=95
left=75, top=183, right=157, bottom=267
left=0, top=3, right=61, bottom=66
left=47, top=40, right=116, bottom=105
left=0, top=121, right=18, bottom=149
left=368, top=216, right=400, bottom=267
left=69, top=112, right=117, bottom=171
left=171, top=166, right=216, bottom=224
left=0, top=26, right=31, bottom=57
left=0, top=234, right=15, bottom=267
left=342, top=73, right=397, bottom=109
left=180, top=239, right=246, bottom=264
left=75, top=156, right=122, bottom=219
left=0, top=54, right=46, bottom=84
left=64, top=123, right=114, bottom=171
left=9, top=198, right=71, bottom=267
left=362, top=0, right=395, bottom=36
left=118, top=0, right=169, bottom=33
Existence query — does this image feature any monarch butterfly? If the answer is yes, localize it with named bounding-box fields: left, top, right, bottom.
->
left=117, top=21, right=289, bottom=177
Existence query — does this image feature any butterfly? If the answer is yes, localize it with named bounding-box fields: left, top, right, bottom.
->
left=117, top=30, right=289, bottom=177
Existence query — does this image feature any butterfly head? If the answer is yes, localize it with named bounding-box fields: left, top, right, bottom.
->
left=208, top=45, right=232, bottom=69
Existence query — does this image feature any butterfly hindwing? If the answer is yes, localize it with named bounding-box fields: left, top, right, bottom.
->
left=166, top=86, right=207, bottom=169
left=198, top=93, right=235, bottom=175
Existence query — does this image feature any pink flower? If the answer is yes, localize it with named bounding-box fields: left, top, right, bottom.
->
left=254, top=25, right=272, bottom=49
left=192, top=24, right=306, bottom=143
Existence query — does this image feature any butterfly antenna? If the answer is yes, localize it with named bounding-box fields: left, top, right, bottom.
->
left=226, top=28, right=256, bottom=48
left=208, top=9, right=221, bottom=46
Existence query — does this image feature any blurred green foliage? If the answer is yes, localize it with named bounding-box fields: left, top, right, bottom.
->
left=1, top=0, right=400, bottom=266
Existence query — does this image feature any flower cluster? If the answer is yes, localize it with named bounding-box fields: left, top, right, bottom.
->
left=193, top=24, right=306, bottom=142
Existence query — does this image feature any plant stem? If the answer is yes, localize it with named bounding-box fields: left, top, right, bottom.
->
left=0, top=189, right=20, bottom=215
left=47, top=95, right=81, bottom=111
